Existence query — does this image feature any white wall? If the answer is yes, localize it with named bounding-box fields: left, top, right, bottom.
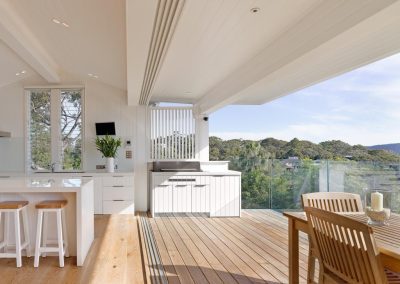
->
left=0, top=73, right=136, bottom=172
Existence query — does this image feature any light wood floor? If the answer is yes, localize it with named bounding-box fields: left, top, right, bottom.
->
left=148, top=210, right=311, bottom=284
left=0, top=215, right=146, bottom=284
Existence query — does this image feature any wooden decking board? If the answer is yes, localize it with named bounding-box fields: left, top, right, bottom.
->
left=149, top=217, right=180, bottom=284
left=197, top=216, right=281, bottom=283
left=146, top=210, right=311, bottom=284
left=211, top=217, right=289, bottom=283
left=173, top=214, right=239, bottom=284
left=188, top=214, right=268, bottom=283
left=168, top=216, right=224, bottom=284
left=161, top=216, right=210, bottom=283
left=223, top=215, right=309, bottom=282
left=154, top=217, right=194, bottom=284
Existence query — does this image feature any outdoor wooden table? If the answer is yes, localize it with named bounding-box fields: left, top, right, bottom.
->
left=283, top=211, right=400, bottom=284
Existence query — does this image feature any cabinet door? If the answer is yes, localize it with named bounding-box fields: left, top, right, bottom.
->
left=172, top=183, right=192, bottom=213
left=210, top=175, right=241, bottom=217
left=154, top=185, right=173, bottom=213
left=192, top=175, right=210, bottom=213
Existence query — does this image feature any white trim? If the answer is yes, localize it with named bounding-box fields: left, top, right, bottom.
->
left=25, top=87, right=85, bottom=172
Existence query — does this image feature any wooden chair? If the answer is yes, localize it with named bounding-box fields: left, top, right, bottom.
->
left=304, top=206, right=400, bottom=284
left=302, top=192, right=363, bottom=283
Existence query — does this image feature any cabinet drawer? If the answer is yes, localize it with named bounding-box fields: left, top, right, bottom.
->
left=103, top=200, right=135, bottom=214
left=103, top=176, right=133, bottom=187
left=103, top=187, right=134, bottom=201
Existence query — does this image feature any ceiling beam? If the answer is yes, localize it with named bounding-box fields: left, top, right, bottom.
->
left=194, top=0, right=396, bottom=115
left=0, top=1, right=60, bottom=83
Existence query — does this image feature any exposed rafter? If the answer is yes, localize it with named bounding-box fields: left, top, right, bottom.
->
left=0, top=1, right=60, bottom=83
left=194, top=0, right=397, bottom=115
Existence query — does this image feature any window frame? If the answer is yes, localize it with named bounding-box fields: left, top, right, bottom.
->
left=25, top=86, right=85, bottom=173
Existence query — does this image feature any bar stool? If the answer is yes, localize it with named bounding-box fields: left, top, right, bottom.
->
left=0, top=201, right=31, bottom=267
left=34, top=200, right=69, bottom=268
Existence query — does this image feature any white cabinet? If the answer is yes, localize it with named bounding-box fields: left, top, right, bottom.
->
left=102, top=175, right=134, bottom=214
left=192, top=175, right=210, bottom=213
left=81, top=176, right=103, bottom=214
left=151, top=173, right=240, bottom=217
left=210, top=175, right=241, bottom=217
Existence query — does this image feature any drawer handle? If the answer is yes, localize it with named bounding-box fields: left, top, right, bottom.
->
left=112, top=185, right=124, bottom=188
left=175, top=185, right=187, bottom=187
left=113, top=200, right=124, bottom=201
left=82, top=175, right=93, bottom=178
left=113, top=176, right=124, bottom=177
left=213, top=175, right=224, bottom=177
left=168, top=178, right=196, bottom=182
left=157, top=185, right=169, bottom=187
left=195, top=185, right=206, bottom=187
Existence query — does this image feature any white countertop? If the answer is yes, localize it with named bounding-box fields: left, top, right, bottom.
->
left=0, top=171, right=134, bottom=178
left=0, top=177, right=93, bottom=192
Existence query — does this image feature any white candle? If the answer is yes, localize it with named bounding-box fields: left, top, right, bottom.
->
left=371, top=192, right=383, bottom=211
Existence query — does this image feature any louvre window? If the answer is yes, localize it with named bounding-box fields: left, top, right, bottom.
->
left=150, top=107, right=195, bottom=160
left=27, top=88, right=83, bottom=171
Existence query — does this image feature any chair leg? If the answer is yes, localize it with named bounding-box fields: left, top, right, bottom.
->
left=34, top=210, right=43, bottom=268
left=61, top=209, right=69, bottom=257
left=42, top=213, right=48, bottom=257
left=14, top=210, right=22, bottom=267
left=307, top=237, right=316, bottom=283
left=56, top=210, right=64, bottom=267
left=22, top=207, right=31, bottom=257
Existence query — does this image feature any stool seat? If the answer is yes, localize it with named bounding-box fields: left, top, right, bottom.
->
left=0, top=201, right=29, bottom=209
left=35, top=200, right=67, bottom=209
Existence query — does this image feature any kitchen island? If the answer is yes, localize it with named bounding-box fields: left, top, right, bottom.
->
left=0, top=178, right=94, bottom=266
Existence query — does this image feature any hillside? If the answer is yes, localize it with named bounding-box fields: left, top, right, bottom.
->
left=210, top=136, right=400, bottom=162
left=368, top=143, right=400, bottom=154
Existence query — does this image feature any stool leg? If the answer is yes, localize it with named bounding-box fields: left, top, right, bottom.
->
left=56, top=210, right=64, bottom=267
left=61, top=209, right=69, bottom=257
left=34, top=210, right=43, bottom=268
left=14, top=210, right=22, bottom=267
left=22, top=207, right=31, bottom=257
left=42, top=213, right=48, bottom=257
left=4, top=212, right=9, bottom=252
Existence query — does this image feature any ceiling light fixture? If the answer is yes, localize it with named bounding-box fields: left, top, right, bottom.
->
left=15, top=73, right=20, bottom=76
left=250, top=7, right=260, bottom=13
left=52, top=18, right=69, bottom=28
left=21, top=70, right=26, bottom=74
left=88, top=73, right=99, bottom=79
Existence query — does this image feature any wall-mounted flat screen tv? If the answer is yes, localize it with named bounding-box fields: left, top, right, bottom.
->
left=95, top=122, right=116, bottom=135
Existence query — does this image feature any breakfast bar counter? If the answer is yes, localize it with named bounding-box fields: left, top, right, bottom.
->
left=0, top=178, right=94, bottom=266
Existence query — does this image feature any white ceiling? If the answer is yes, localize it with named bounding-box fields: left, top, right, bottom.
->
left=0, top=40, right=34, bottom=87
left=1, top=0, right=400, bottom=114
left=6, top=0, right=126, bottom=90
left=150, top=0, right=320, bottom=103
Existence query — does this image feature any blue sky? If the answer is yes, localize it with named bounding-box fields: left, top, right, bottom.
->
left=210, top=53, right=400, bottom=146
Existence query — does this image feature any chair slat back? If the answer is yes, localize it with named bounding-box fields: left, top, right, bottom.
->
left=305, top=207, right=387, bottom=284
left=302, top=192, right=363, bottom=212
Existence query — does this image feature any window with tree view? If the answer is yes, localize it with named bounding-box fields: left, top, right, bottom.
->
left=28, top=88, right=83, bottom=171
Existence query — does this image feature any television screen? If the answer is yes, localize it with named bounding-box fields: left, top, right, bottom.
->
left=95, top=122, right=116, bottom=135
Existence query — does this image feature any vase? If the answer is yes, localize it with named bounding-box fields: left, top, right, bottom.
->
left=106, top=157, right=115, bottom=173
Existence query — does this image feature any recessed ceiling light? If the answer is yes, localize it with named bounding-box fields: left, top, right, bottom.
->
left=52, top=18, right=61, bottom=24
left=93, top=75, right=98, bottom=79
left=61, top=22, right=69, bottom=28
left=88, top=73, right=93, bottom=76
left=15, top=73, right=20, bottom=76
left=21, top=70, right=26, bottom=74
left=250, top=7, right=260, bottom=13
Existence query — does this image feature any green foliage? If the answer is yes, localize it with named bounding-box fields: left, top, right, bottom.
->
left=210, top=136, right=400, bottom=211
left=95, top=135, right=122, bottom=158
